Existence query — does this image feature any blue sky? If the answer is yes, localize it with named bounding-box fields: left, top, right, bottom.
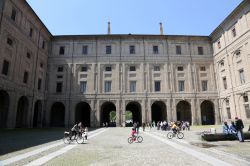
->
left=27, top=0, right=242, bottom=36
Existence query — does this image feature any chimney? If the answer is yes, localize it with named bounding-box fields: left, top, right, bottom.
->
left=160, top=22, right=164, bottom=35
left=107, top=21, right=111, bottom=35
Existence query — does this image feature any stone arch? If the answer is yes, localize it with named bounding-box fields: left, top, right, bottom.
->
left=33, top=100, right=42, bottom=128
left=0, top=90, right=10, bottom=128
left=16, top=96, right=29, bottom=128
left=126, top=101, right=142, bottom=126
left=201, top=100, right=215, bottom=125
left=75, top=102, right=91, bottom=127
left=151, top=101, right=167, bottom=123
left=50, top=102, right=65, bottom=127
left=100, top=101, right=116, bottom=127
left=176, top=100, right=192, bottom=124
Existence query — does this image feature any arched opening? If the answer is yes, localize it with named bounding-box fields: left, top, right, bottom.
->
left=33, top=100, right=42, bottom=128
left=0, top=90, right=10, bottom=128
left=75, top=102, right=91, bottom=127
left=126, top=102, right=142, bottom=127
left=100, top=102, right=116, bottom=127
left=50, top=102, right=65, bottom=127
left=16, top=96, right=29, bottom=128
left=151, top=101, right=167, bottom=123
left=201, top=100, right=215, bottom=125
left=176, top=100, right=192, bottom=124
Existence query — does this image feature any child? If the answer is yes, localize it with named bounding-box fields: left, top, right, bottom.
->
left=131, top=127, right=136, bottom=140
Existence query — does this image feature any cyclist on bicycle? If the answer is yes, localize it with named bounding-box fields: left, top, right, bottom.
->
left=131, top=127, right=137, bottom=140
left=171, top=122, right=179, bottom=134
left=70, top=123, right=79, bottom=139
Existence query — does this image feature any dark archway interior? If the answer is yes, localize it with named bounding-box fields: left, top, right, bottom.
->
left=33, top=100, right=42, bottom=128
left=151, top=101, right=167, bottom=123
left=176, top=101, right=192, bottom=124
left=201, top=100, right=215, bottom=125
left=0, top=90, right=10, bottom=128
left=75, top=102, right=91, bottom=127
left=126, top=102, right=142, bottom=126
left=50, top=102, right=65, bottom=127
left=101, top=102, right=116, bottom=126
left=16, top=96, right=29, bottom=128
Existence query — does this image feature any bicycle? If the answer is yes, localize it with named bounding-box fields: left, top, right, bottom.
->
left=63, top=131, right=84, bottom=144
left=128, top=135, right=143, bottom=144
left=167, top=130, right=184, bottom=139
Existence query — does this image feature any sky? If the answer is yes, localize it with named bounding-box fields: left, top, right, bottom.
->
left=26, top=0, right=242, bottom=36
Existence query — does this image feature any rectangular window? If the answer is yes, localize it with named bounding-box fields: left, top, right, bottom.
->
left=129, top=45, right=135, bottom=54
left=106, top=45, right=112, bottom=54
left=155, top=81, right=161, bottom=92
left=239, top=69, right=245, bottom=84
left=177, top=66, right=184, bottom=71
left=198, top=47, right=204, bottom=55
left=11, top=8, right=16, bottom=21
left=80, top=81, right=87, bottom=93
left=201, top=80, right=208, bottom=91
left=81, top=66, right=88, bottom=72
left=227, top=108, right=231, bottom=119
left=245, top=104, right=250, bottom=119
left=26, top=52, right=31, bottom=59
left=42, top=41, right=46, bottom=49
left=59, top=46, right=65, bottom=55
left=176, top=45, right=182, bottom=55
left=105, top=66, right=112, bottom=72
left=1, top=60, right=9, bottom=76
left=23, top=71, right=29, bottom=84
left=29, top=28, right=33, bottom=37
left=40, top=63, right=43, bottom=68
left=38, top=78, right=42, bottom=90
left=7, top=38, right=13, bottom=46
left=232, top=27, right=237, bottom=37
left=56, top=82, right=63, bottom=93
left=82, top=45, right=88, bottom=55
left=200, top=66, right=206, bottom=71
left=223, top=77, right=227, bottom=90
left=154, top=66, right=160, bottom=71
left=220, top=61, right=224, bottom=67
left=104, top=81, right=112, bottom=92
left=178, top=80, right=185, bottom=92
left=129, top=66, right=136, bottom=72
left=130, top=81, right=136, bottom=92
left=57, top=75, right=63, bottom=79
left=244, top=96, right=248, bottom=103
left=217, top=41, right=221, bottom=49
left=57, top=66, right=64, bottom=72
left=153, top=46, right=159, bottom=54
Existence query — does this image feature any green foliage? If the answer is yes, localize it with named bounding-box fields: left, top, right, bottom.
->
left=109, top=111, right=116, bottom=121
left=126, top=111, right=133, bottom=120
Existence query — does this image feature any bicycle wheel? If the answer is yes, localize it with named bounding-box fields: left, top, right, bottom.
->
left=63, top=136, right=71, bottom=144
left=167, top=132, right=173, bottom=139
left=177, top=132, right=184, bottom=139
left=137, top=136, right=143, bottom=143
left=128, top=137, right=133, bottom=144
left=76, top=135, right=84, bottom=144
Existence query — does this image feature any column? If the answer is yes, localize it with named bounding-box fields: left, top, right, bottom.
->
left=191, top=99, right=196, bottom=125
left=172, top=99, right=177, bottom=121
left=141, top=100, right=146, bottom=124
left=166, top=99, right=172, bottom=122
left=214, top=99, right=221, bottom=125
left=7, top=92, right=18, bottom=128
left=147, top=99, right=151, bottom=123
left=196, top=99, right=202, bottom=125
left=122, top=100, right=126, bottom=127
left=115, top=100, right=120, bottom=126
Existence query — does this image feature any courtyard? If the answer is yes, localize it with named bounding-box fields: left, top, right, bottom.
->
left=0, top=126, right=250, bottom=166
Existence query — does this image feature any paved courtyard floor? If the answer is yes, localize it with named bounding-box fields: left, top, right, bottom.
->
left=0, top=126, right=250, bottom=166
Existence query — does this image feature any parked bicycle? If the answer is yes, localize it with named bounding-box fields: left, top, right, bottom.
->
left=167, top=130, right=184, bottom=139
left=63, top=131, right=84, bottom=144
left=128, top=135, right=143, bottom=144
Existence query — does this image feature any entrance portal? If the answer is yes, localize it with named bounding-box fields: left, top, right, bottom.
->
left=126, top=102, right=142, bottom=126
left=100, top=102, right=116, bottom=127
left=176, top=101, right=192, bottom=124
left=0, top=90, right=10, bottom=128
left=151, top=101, right=167, bottom=123
left=201, top=100, right=215, bottom=125
left=75, top=102, right=91, bottom=127
left=33, top=100, right=42, bottom=128
left=16, top=96, right=29, bottom=128
left=50, top=102, right=65, bottom=127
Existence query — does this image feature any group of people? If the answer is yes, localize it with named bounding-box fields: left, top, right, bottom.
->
left=71, top=122, right=88, bottom=140
left=222, top=117, right=245, bottom=142
left=148, top=121, right=190, bottom=131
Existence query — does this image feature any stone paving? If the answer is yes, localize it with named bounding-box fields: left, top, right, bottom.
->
left=0, top=126, right=250, bottom=166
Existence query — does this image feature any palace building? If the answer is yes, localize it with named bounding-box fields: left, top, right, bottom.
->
left=0, top=0, right=249, bottom=128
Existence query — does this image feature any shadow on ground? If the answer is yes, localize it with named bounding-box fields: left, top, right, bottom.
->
left=0, top=128, right=66, bottom=155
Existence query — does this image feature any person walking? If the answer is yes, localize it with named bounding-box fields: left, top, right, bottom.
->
left=235, top=117, right=244, bottom=142
left=142, top=122, right=146, bottom=132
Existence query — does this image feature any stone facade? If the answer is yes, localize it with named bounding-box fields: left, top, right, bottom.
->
left=0, top=0, right=249, bottom=128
